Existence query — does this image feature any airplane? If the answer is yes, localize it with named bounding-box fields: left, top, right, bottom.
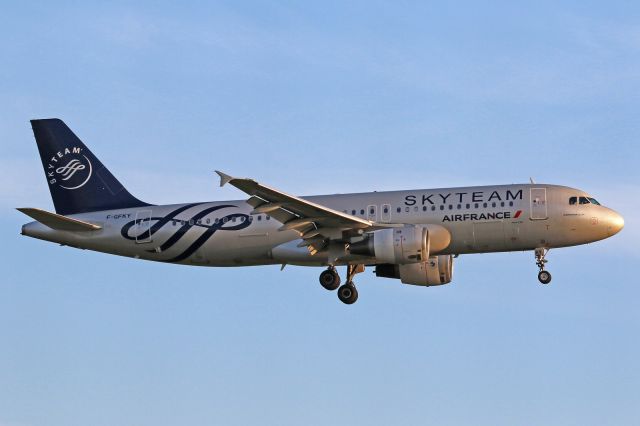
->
left=18, top=119, right=624, bottom=304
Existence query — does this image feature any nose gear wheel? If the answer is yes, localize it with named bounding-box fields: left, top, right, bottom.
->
left=535, top=248, right=552, bottom=284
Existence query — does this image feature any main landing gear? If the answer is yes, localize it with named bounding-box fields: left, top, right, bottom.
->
left=535, top=248, right=552, bottom=284
left=319, top=264, right=362, bottom=304
left=319, top=267, right=340, bottom=291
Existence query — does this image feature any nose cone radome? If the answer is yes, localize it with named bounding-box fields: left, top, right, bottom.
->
left=606, top=210, right=624, bottom=236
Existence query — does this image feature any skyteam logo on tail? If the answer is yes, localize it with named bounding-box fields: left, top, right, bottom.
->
left=46, top=146, right=93, bottom=190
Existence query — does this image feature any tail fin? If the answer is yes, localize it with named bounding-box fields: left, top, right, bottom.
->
left=31, top=119, right=150, bottom=215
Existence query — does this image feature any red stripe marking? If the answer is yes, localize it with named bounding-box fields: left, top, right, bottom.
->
left=514, top=210, right=522, bottom=219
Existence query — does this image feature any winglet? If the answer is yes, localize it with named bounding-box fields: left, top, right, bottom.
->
left=215, top=170, right=234, bottom=187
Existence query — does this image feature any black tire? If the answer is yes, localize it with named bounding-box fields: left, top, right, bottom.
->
left=337, top=283, right=358, bottom=304
left=319, top=269, right=340, bottom=291
left=538, top=270, right=552, bottom=284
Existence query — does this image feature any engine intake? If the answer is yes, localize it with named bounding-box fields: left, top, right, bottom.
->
left=375, top=255, right=454, bottom=286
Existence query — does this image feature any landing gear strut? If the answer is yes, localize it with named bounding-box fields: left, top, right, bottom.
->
left=337, top=264, right=363, bottom=305
left=535, top=248, right=552, bottom=284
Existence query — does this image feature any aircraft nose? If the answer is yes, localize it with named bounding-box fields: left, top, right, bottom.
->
left=606, top=210, right=624, bottom=236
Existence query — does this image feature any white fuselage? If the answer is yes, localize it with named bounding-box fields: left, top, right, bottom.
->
left=21, top=183, right=623, bottom=267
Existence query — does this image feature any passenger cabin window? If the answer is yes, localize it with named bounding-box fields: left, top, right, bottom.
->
left=360, top=209, right=365, bottom=215
left=569, top=196, right=577, bottom=205
left=396, top=207, right=401, bottom=213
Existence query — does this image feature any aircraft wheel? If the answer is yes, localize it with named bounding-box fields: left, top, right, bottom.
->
left=337, top=283, right=358, bottom=304
left=319, top=268, right=340, bottom=291
left=538, top=270, right=552, bottom=284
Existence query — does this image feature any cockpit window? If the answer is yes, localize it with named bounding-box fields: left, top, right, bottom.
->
left=588, top=197, right=601, bottom=205
left=569, top=196, right=577, bottom=205
left=579, top=196, right=591, bottom=205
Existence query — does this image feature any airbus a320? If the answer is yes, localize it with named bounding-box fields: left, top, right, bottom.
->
left=19, top=119, right=624, bottom=304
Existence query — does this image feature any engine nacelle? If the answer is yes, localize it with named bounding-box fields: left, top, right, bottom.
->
left=349, top=224, right=450, bottom=265
left=375, top=255, right=454, bottom=286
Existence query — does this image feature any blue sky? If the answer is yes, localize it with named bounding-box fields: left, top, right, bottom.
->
left=1, top=1, right=639, bottom=425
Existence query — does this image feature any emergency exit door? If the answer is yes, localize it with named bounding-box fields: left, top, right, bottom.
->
left=367, top=205, right=377, bottom=221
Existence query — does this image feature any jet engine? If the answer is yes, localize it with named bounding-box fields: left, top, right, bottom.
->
left=375, top=255, right=454, bottom=286
left=349, top=224, right=451, bottom=264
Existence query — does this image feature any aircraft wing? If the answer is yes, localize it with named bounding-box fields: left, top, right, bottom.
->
left=215, top=171, right=375, bottom=251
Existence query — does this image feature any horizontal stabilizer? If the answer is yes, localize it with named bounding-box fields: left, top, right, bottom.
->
left=17, top=207, right=102, bottom=232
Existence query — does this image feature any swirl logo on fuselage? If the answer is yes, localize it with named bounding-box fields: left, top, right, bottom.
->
left=46, top=147, right=93, bottom=190
left=121, top=204, right=252, bottom=262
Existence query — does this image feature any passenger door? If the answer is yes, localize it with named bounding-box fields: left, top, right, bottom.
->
left=530, top=188, right=548, bottom=220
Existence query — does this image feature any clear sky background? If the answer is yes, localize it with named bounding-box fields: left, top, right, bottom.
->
left=1, top=1, right=639, bottom=425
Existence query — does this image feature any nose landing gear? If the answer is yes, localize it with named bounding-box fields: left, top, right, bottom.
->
left=535, top=248, right=552, bottom=284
